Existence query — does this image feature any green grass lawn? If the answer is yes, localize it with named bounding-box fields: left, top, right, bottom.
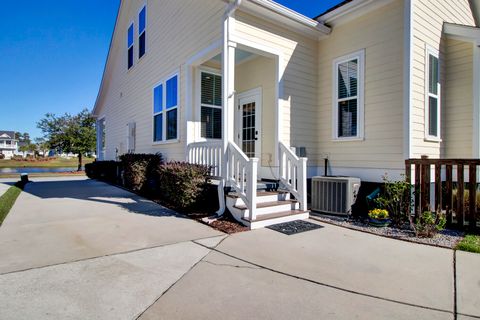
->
left=0, top=157, right=94, bottom=168
left=0, top=184, right=22, bottom=226
left=456, top=235, right=480, bottom=254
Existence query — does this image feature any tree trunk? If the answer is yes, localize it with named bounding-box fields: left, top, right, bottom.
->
left=78, top=153, right=83, bottom=171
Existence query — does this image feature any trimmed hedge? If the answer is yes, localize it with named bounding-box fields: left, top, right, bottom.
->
left=120, top=153, right=163, bottom=192
left=85, top=161, right=120, bottom=183
left=156, top=162, right=211, bottom=210
left=87, top=154, right=215, bottom=213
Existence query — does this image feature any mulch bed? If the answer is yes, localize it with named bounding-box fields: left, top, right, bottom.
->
left=151, top=198, right=248, bottom=234
left=186, top=211, right=248, bottom=234
left=311, top=213, right=464, bottom=249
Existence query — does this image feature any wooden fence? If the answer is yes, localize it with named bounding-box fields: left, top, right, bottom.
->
left=405, top=156, right=480, bottom=231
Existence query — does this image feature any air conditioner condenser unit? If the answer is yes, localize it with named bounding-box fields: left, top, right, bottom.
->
left=311, top=176, right=361, bottom=215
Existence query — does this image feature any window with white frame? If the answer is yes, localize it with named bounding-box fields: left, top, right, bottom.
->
left=127, top=23, right=134, bottom=69
left=333, top=50, right=364, bottom=139
left=138, top=6, right=146, bottom=59
left=200, top=71, right=222, bottom=139
left=426, top=47, right=440, bottom=139
left=153, top=74, right=179, bottom=142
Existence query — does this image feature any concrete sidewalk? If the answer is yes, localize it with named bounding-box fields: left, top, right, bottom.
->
left=0, top=177, right=223, bottom=274
left=1, top=177, right=479, bottom=319
left=0, top=181, right=12, bottom=197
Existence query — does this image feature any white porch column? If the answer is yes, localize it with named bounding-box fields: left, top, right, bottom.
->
left=222, top=15, right=236, bottom=179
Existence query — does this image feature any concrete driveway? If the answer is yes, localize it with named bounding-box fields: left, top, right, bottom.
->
left=0, top=177, right=479, bottom=319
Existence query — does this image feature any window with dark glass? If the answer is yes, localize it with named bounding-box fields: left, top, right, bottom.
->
left=153, top=84, right=163, bottom=142
left=153, top=74, right=178, bottom=142
left=127, top=23, right=134, bottom=69
left=336, top=58, right=358, bottom=138
left=138, top=6, right=146, bottom=59
left=427, top=52, right=440, bottom=138
left=200, top=72, right=222, bottom=139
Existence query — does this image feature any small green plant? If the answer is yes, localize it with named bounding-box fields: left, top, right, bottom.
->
left=455, top=235, right=480, bottom=253
left=368, top=208, right=389, bottom=220
left=375, top=174, right=412, bottom=226
left=412, top=210, right=446, bottom=238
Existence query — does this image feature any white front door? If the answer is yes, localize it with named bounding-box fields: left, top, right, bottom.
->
left=236, top=88, right=262, bottom=159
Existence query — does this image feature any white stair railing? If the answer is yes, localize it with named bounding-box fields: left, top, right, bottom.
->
left=186, top=141, right=223, bottom=177
left=227, top=142, right=258, bottom=221
left=279, top=142, right=307, bottom=211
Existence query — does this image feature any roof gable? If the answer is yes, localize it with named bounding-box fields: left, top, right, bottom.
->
left=0, top=131, right=15, bottom=139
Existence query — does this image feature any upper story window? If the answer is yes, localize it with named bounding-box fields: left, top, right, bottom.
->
left=426, top=47, right=440, bottom=140
left=333, top=49, right=365, bottom=140
left=138, top=6, right=146, bottom=59
left=127, top=23, right=134, bottom=69
left=153, top=74, right=179, bottom=142
left=200, top=71, right=222, bottom=139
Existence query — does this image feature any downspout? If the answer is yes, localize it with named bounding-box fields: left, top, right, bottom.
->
left=217, top=0, right=242, bottom=216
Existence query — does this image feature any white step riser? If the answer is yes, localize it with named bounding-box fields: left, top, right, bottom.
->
left=229, top=193, right=290, bottom=207
left=240, top=203, right=298, bottom=216
left=250, top=212, right=310, bottom=230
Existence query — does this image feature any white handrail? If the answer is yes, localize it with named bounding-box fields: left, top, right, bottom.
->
left=227, top=142, right=258, bottom=221
left=279, top=142, right=307, bottom=211
left=186, top=141, right=223, bottom=177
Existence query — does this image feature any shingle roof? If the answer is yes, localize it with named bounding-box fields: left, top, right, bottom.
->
left=314, top=0, right=354, bottom=20
left=0, top=131, right=16, bottom=140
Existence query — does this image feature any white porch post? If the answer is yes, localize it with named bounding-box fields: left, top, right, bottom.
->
left=222, top=15, right=236, bottom=180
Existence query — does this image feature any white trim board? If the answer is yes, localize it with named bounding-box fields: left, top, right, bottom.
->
left=308, top=166, right=404, bottom=183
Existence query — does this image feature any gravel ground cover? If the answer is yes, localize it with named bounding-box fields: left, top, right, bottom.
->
left=311, top=213, right=464, bottom=249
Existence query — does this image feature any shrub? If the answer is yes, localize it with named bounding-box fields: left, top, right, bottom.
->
left=0, top=154, right=4, bottom=159
left=85, top=161, right=120, bottom=183
left=375, top=174, right=412, bottom=226
left=156, top=162, right=211, bottom=210
left=412, top=210, right=446, bottom=238
left=120, top=153, right=163, bottom=192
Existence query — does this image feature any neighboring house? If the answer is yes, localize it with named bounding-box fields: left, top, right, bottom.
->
left=93, top=0, right=480, bottom=228
left=0, top=131, right=18, bottom=159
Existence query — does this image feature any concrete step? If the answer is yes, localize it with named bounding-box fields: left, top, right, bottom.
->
left=227, top=191, right=290, bottom=205
left=233, top=200, right=299, bottom=215
left=242, top=210, right=310, bottom=230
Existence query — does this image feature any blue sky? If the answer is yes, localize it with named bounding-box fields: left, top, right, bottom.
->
left=0, top=0, right=342, bottom=139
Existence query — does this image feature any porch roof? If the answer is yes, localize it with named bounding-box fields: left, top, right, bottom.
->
left=444, top=22, right=480, bottom=45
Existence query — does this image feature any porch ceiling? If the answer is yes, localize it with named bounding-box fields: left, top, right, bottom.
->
left=211, top=49, right=255, bottom=64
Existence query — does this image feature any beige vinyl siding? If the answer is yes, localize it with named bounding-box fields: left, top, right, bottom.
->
left=411, top=0, right=475, bottom=158
left=317, top=0, right=405, bottom=175
left=235, top=56, right=276, bottom=167
left=94, top=0, right=224, bottom=161
left=232, top=11, right=320, bottom=167
left=444, top=38, right=473, bottom=158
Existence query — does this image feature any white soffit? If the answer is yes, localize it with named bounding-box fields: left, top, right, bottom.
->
left=237, top=0, right=331, bottom=40
left=444, top=22, right=480, bottom=45
left=316, top=0, right=396, bottom=28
